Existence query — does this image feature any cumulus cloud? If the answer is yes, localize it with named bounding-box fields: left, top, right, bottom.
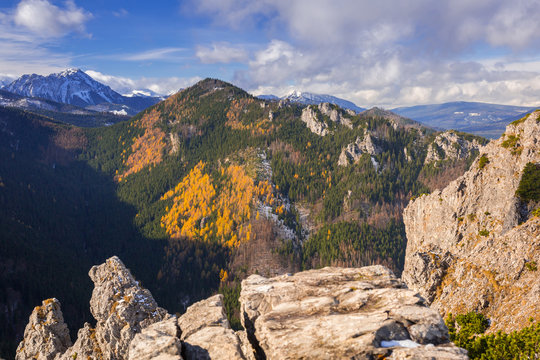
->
left=195, top=42, right=248, bottom=64
left=14, top=0, right=91, bottom=38
left=85, top=70, right=202, bottom=96
left=189, top=0, right=540, bottom=107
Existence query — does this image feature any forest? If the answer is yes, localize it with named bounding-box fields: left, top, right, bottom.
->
left=0, top=79, right=489, bottom=357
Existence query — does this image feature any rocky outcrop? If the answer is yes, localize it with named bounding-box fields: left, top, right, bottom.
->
left=403, top=111, right=540, bottom=332
left=338, top=130, right=382, bottom=166
left=128, top=316, right=182, bottom=360
left=239, top=265, right=466, bottom=359
left=301, top=103, right=354, bottom=136
left=301, top=106, right=328, bottom=136
left=178, top=294, right=247, bottom=359
left=15, top=298, right=71, bottom=360
left=424, top=131, right=482, bottom=165
left=318, top=102, right=353, bottom=128
left=88, top=256, right=168, bottom=359
left=17, top=258, right=464, bottom=359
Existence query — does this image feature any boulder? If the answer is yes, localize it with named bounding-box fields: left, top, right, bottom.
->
left=239, top=266, right=465, bottom=359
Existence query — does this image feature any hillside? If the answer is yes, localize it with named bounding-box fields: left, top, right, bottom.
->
left=0, top=78, right=484, bottom=359
left=403, top=111, right=540, bottom=333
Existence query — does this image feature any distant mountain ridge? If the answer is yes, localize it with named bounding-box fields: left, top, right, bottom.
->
left=2, top=69, right=162, bottom=116
left=258, top=90, right=365, bottom=113
left=392, top=101, right=537, bottom=138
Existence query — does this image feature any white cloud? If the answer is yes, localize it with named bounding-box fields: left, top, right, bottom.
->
left=188, top=0, right=540, bottom=107
left=121, top=48, right=187, bottom=62
left=85, top=70, right=202, bottom=96
left=14, top=0, right=91, bottom=38
left=195, top=42, right=248, bottom=64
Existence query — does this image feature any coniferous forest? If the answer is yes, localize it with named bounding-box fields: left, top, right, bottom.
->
left=0, top=79, right=489, bottom=357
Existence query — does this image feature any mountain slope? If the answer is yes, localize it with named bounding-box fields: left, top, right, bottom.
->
left=259, top=90, right=365, bottom=113
left=0, top=78, right=484, bottom=358
left=392, top=101, right=536, bottom=138
left=403, top=111, right=540, bottom=333
left=3, top=69, right=162, bottom=116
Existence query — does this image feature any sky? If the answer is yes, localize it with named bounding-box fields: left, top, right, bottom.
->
left=1, top=0, right=540, bottom=108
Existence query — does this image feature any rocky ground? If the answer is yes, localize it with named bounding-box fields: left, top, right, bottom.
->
left=15, top=256, right=467, bottom=360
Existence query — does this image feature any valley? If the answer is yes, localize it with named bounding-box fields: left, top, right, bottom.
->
left=0, top=77, right=538, bottom=359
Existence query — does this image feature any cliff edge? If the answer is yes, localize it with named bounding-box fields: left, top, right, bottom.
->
left=403, top=111, right=540, bottom=333
left=15, top=257, right=465, bottom=359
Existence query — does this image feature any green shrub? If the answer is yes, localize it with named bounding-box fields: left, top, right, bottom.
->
left=516, top=163, right=540, bottom=202
left=479, top=229, right=489, bottom=237
left=501, top=134, right=519, bottom=149
left=478, top=154, right=489, bottom=169
left=525, top=261, right=537, bottom=272
left=446, top=312, right=540, bottom=359
left=532, top=208, right=540, bottom=217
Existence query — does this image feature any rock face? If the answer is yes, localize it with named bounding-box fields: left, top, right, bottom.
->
left=178, top=294, right=247, bottom=360
left=403, top=112, right=540, bottom=333
left=17, top=258, right=464, bottom=359
left=300, top=103, right=353, bottom=136
left=239, top=266, right=466, bottom=359
left=15, top=298, right=71, bottom=360
left=318, top=102, right=353, bottom=128
left=88, top=256, right=169, bottom=359
left=338, top=130, right=382, bottom=166
left=424, top=131, right=482, bottom=165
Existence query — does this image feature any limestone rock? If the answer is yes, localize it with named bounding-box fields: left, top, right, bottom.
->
left=388, top=344, right=468, bottom=359
left=338, top=130, right=382, bottom=166
left=178, top=294, right=246, bottom=360
left=239, top=266, right=463, bottom=360
left=424, top=130, right=482, bottom=165
left=403, top=111, right=540, bottom=332
left=15, top=298, right=71, bottom=360
left=88, top=256, right=168, bottom=359
left=300, top=106, right=328, bottom=136
left=318, top=102, right=353, bottom=128
left=56, top=323, right=100, bottom=360
left=128, top=316, right=182, bottom=360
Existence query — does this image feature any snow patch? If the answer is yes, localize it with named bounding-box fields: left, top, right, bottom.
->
left=380, top=340, right=421, bottom=348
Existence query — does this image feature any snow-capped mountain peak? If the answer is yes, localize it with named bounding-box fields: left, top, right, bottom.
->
left=259, top=90, right=365, bottom=113
left=1, top=69, right=162, bottom=115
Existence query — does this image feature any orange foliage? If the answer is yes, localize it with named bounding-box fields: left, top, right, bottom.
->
left=226, top=99, right=275, bottom=135
left=161, top=161, right=278, bottom=248
left=160, top=162, right=216, bottom=239
left=117, top=110, right=166, bottom=181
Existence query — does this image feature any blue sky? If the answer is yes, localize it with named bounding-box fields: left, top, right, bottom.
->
left=1, top=0, right=540, bottom=107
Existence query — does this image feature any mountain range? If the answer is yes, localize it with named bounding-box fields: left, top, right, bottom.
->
left=2, top=69, right=163, bottom=116
left=392, top=101, right=537, bottom=138
left=258, top=90, right=366, bottom=113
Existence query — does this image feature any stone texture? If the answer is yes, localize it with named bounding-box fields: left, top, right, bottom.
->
left=300, top=106, right=328, bottom=136
left=15, top=298, right=71, bottom=360
left=403, top=111, right=540, bottom=333
left=338, top=130, right=382, bottom=166
left=56, top=323, right=101, bottom=360
left=240, top=266, right=464, bottom=360
left=389, top=344, right=469, bottom=359
left=128, top=316, right=182, bottom=360
left=318, top=102, right=353, bottom=128
left=17, top=257, right=465, bottom=360
left=88, top=256, right=168, bottom=359
left=424, top=130, right=482, bottom=165
left=178, top=294, right=246, bottom=360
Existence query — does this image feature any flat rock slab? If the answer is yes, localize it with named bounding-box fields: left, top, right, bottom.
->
left=240, top=265, right=466, bottom=359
